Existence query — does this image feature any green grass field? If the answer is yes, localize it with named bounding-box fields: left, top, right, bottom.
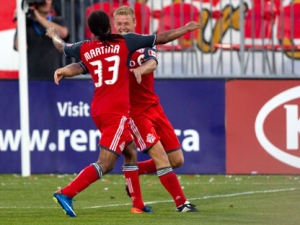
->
left=0, top=174, right=299, bottom=225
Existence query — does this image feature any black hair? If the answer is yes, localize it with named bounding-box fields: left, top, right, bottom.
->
left=88, top=10, right=122, bottom=46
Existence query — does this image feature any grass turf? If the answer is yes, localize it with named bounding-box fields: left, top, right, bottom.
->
left=0, top=174, right=299, bottom=225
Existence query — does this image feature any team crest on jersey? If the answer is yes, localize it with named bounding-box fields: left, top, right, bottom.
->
left=148, top=50, right=156, bottom=57
left=119, top=142, right=125, bottom=151
left=146, top=133, right=156, bottom=143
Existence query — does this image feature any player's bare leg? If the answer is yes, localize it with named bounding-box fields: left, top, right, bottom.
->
left=167, top=149, right=184, bottom=169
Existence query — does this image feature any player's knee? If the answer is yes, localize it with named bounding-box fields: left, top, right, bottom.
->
left=171, top=160, right=184, bottom=169
left=123, top=144, right=137, bottom=164
left=95, top=161, right=114, bottom=174
left=170, top=154, right=184, bottom=169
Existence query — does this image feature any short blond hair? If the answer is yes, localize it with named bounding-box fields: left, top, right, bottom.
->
left=113, top=6, right=136, bottom=22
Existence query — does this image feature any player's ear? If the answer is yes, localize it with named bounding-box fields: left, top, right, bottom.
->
left=133, top=18, right=137, bottom=27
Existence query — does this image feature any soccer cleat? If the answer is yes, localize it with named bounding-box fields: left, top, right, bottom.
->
left=131, top=204, right=153, bottom=213
left=125, top=184, right=131, bottom=198
left=53, top=190, right=76, bottom=217
left=176, top=201, right=199, bottom=212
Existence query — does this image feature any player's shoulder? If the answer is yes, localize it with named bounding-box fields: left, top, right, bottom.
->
left=123, top=32, right=138, bottom=40
left=79, top=39, right=99, bottom=47
left=123, top=32, right=139, bottom=37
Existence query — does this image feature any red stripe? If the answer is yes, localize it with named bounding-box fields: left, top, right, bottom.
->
left=0, top=70, right=18, bottom=79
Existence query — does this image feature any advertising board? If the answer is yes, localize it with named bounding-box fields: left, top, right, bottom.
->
left=0, top=79, right=226, bottom=174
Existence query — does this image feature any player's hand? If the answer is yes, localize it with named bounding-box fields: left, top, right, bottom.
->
left=130, top=68, right=143, bottom=84
left=46, top=27, right=60, bottom=39
left=54, top=68, right=64, bottom=85
left=185, top=21, right=202, bottom=31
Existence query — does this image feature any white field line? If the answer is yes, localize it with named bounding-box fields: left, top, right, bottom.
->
left=88, top=187, right=297, bottom=209
left=0, top=187, right=297, bottom=209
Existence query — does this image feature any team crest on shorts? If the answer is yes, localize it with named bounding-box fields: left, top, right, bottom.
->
left=146, top=133, right=156, bottom=143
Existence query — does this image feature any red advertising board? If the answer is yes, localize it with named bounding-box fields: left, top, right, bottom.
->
left=226, top=80, right=300, bottom=174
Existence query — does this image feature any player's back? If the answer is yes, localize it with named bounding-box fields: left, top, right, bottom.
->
left=80, top=39, right=131, bottom=117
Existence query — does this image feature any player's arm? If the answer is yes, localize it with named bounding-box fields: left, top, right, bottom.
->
left=46, top=27, right=82, bottom=60
left=155, top=21, right=201, bottom=44
left=130, top=59, right=157, bottom=84
left=54, top=62, right=85, bottom=85
left=125, top=22, right=201, bottom=53
left=131, top=58, right=157, bottom=76
left=46, top=27, right=65, bottom=53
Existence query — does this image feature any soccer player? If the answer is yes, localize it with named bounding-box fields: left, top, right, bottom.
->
left=115, top=6, right=199, bottom=213
left=53, top=6, right=200, bottom=213
left=46, top=10, right=201, bottom=216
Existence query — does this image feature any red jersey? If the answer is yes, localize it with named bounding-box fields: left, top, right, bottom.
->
left=128, top=47, right=181, bottom=152
left=63, top=33, right=156, bottom=118
left=129, top=47, right=160, bottom=117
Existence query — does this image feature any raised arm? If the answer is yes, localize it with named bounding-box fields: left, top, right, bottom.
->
left=155, top=21, right=201, bottom=45
left=46, top=27, right=65, bottom=53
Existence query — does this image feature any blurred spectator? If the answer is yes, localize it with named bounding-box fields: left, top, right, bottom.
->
left=153, top=0, right=199, bottom=47
left=134, top=0, right=151, bottom=34
left=85, top=0, right=150, bottom=38
left=13, top=0, right=68, bottom=80
left=85, top=0, right=129, bottom=39
left=52, top=0, right=98, bottom=42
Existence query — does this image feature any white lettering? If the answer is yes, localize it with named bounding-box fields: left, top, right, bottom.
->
left=0, top=128, right=194, bottom=153
left=57, top=102, right=68, bottom=116
left=58, top=129, right=70, bottom=151
left=30, top=130, right=50, bottom=151
left=0, top=130, right=21, bottom=151
left=285, top=104, right=300, bottom=150
left=84, top=52, right=91, bottom=61
left=57, top=101, right=90, bottom=117
left=89, top=129, right=101, bottom=151
left=56, top=129, right=100, bottom=152
left=175, top=129, right=200, bottom=152
left=0, top=129, right=49, bottom=152
left=90, top=49, right=96, bottom=58
left=84, top=45, right=120, bottom=61
left=70, top=129, right=88, bottom=152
